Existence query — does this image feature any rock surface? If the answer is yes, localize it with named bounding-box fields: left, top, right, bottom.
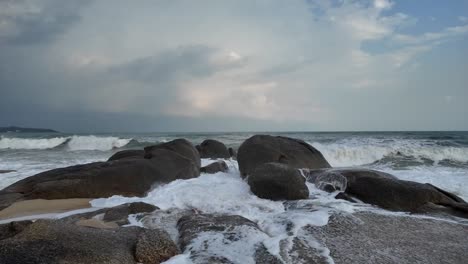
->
left=308, top=169, right=468, bottom=217
left=248, top=162, right=309, bottom=200
left=305, top=211, right=468, bottom=264
left=177, top=213, right=283, bottom=264
left=196, top=139, right=231, bottom=159
left=0, top=219, right=178, bottom=264
left=0, top=170, right=15, bottom=174
left=108, top=149, right=145, bottom=161
left=200, top=160, right=229, bottom=174
left=136, top=229, right=180, bottom=264
left=62, top=202, right=159, bottom=226
left=145, top=138, right=201, bottom=169
left=238, top=135, right=331, bottom=177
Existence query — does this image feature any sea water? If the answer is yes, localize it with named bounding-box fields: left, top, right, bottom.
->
left=1, top=131, right=467, bottom=263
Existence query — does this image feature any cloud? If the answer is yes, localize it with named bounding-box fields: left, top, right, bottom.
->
left=0, top=0, right=91, bottom=45
left=0, top=0, right=468, bottom=131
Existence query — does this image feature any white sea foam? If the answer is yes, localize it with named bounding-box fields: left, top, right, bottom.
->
left=0, top=136, right=68, bottom=149
left=0, top=135, right=131, bottom=151
left=311, top=139, right=468, bottom=167
left=66, top=135, right=131, bottom=151
left=92, top=159, right=352, bottom=263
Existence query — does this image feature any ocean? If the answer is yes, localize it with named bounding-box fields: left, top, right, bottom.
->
left=1, top=131, right=468, bottom=262
left=1, top=131, right=467, bottom=200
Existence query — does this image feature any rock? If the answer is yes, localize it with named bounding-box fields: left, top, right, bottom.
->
left=237, top=135, right=331, bottom=177
left=0, top=150, right=199, bottom=209
left=75, top=218, right=119, bottom=229
left=135, top=229, right=180, bottom=264
left=0, top=219, right=178, bottom=264
left=305, top=211, right=468, bottom=264
left=177, top=214, right=282, bottom=264
left=248, top=162, right=309, bottom=200
left=228, top=147, right=237, bottom=159
left=0, top=170, right=15, bottom=174
left=145, top=138, right=201, bottom=169
left=0, top=220, right=33, bottom=240
left=307, top=169, right=468, bottom=217
left=62, top=202, right=159, bottom=226
left=196, top=139, right=230, bottom=159
left=200, top=160, right=229, bottom=174
left=108, top=149, right=145, bottom=161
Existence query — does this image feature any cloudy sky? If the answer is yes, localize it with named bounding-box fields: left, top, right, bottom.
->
left=0, top=0, right=467, bottom=132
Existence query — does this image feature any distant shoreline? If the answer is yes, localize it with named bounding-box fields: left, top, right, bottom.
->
left=0, top=126, right=59, bottom=133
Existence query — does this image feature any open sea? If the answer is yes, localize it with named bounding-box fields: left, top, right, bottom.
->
left=1, top=131, right=467, bottom=200
left=2, top=131, right=468, bottom=262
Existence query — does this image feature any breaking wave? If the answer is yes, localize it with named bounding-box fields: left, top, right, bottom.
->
left=0, top=135, right=132, bottom=151
left=311, top=141, right=468, bottom=167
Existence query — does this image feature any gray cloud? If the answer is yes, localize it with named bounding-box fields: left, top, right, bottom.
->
left=0, top=0, right=467, bottom=132
left=0, top=0, right=91, bottom=45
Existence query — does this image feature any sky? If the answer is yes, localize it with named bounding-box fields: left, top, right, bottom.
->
left=0, top=0, right=467, bottom=132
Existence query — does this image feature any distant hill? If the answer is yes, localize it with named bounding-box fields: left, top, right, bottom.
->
left=0, top=126, right=59, bottom=133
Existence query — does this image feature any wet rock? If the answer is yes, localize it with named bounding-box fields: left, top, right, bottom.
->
left=238, top=135, right=331, bottom=178
left=108, top=149, right=144, bottom=161
left=0, top=149, right=199, bottom=209
left=228, top=147, right=237, bottom=159
left=308, top=169, right=468, bottom=217
left=0, top=220, right=33, bottom=240
left=62, top=202, right=159, bottom=226
left=0, top=219, right=179, bottom=264
left=196, top=139, right=231, bottom=159
left=248, top=162, right=309, bottom=200
left=0, top=170, right=16, bottom=174
left=305, top=211, right=468, bottom=264
left=200, top=160, right=229, bottom=174
left=145, top=138, right=201, bottom=169
left=135, top=229, right=180, bottom=264
left=0, top=219, right=178, bottom=264
left=177, top=214, right=282, bottom=264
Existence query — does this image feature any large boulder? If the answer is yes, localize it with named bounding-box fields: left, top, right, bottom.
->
left=307, top=169, right=468, bottom=217
left=196, top=139, right=230, bottom=159
left=248, top=162, right=309, bottom=200
left=108, top=149, right=145, bottom=161
left=0, top=219, right=178, bottom=264
left=145, top=138, right=201, bottom=169
left=0, top=146, right=199, bottom=210
left=200, top=160, right=229, bottom=174
left=177, top=214, right=282, bottom=264
left=238, top=135, right=331, bottom=177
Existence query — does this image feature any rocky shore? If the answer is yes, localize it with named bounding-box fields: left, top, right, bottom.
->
left=0, top=135, right=467, bottom=263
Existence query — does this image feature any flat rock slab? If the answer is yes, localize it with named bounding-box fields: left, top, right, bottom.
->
left=305, top=211, right=468, bottom=264
left=0, top=198, right=92, bottom=220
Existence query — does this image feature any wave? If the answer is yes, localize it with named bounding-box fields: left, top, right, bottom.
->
left=0, top=136, right=132, bottom=151
left=311, top=141, right=468, bottom=167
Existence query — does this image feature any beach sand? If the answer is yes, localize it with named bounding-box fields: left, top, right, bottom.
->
left=0, top=198, right=92, bottom=220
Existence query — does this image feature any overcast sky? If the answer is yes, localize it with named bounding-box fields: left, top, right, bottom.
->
left=0, top=0, right=467, bottom=132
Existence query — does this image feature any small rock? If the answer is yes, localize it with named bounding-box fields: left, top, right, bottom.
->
left=200, top=160, right=229, bottom=174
